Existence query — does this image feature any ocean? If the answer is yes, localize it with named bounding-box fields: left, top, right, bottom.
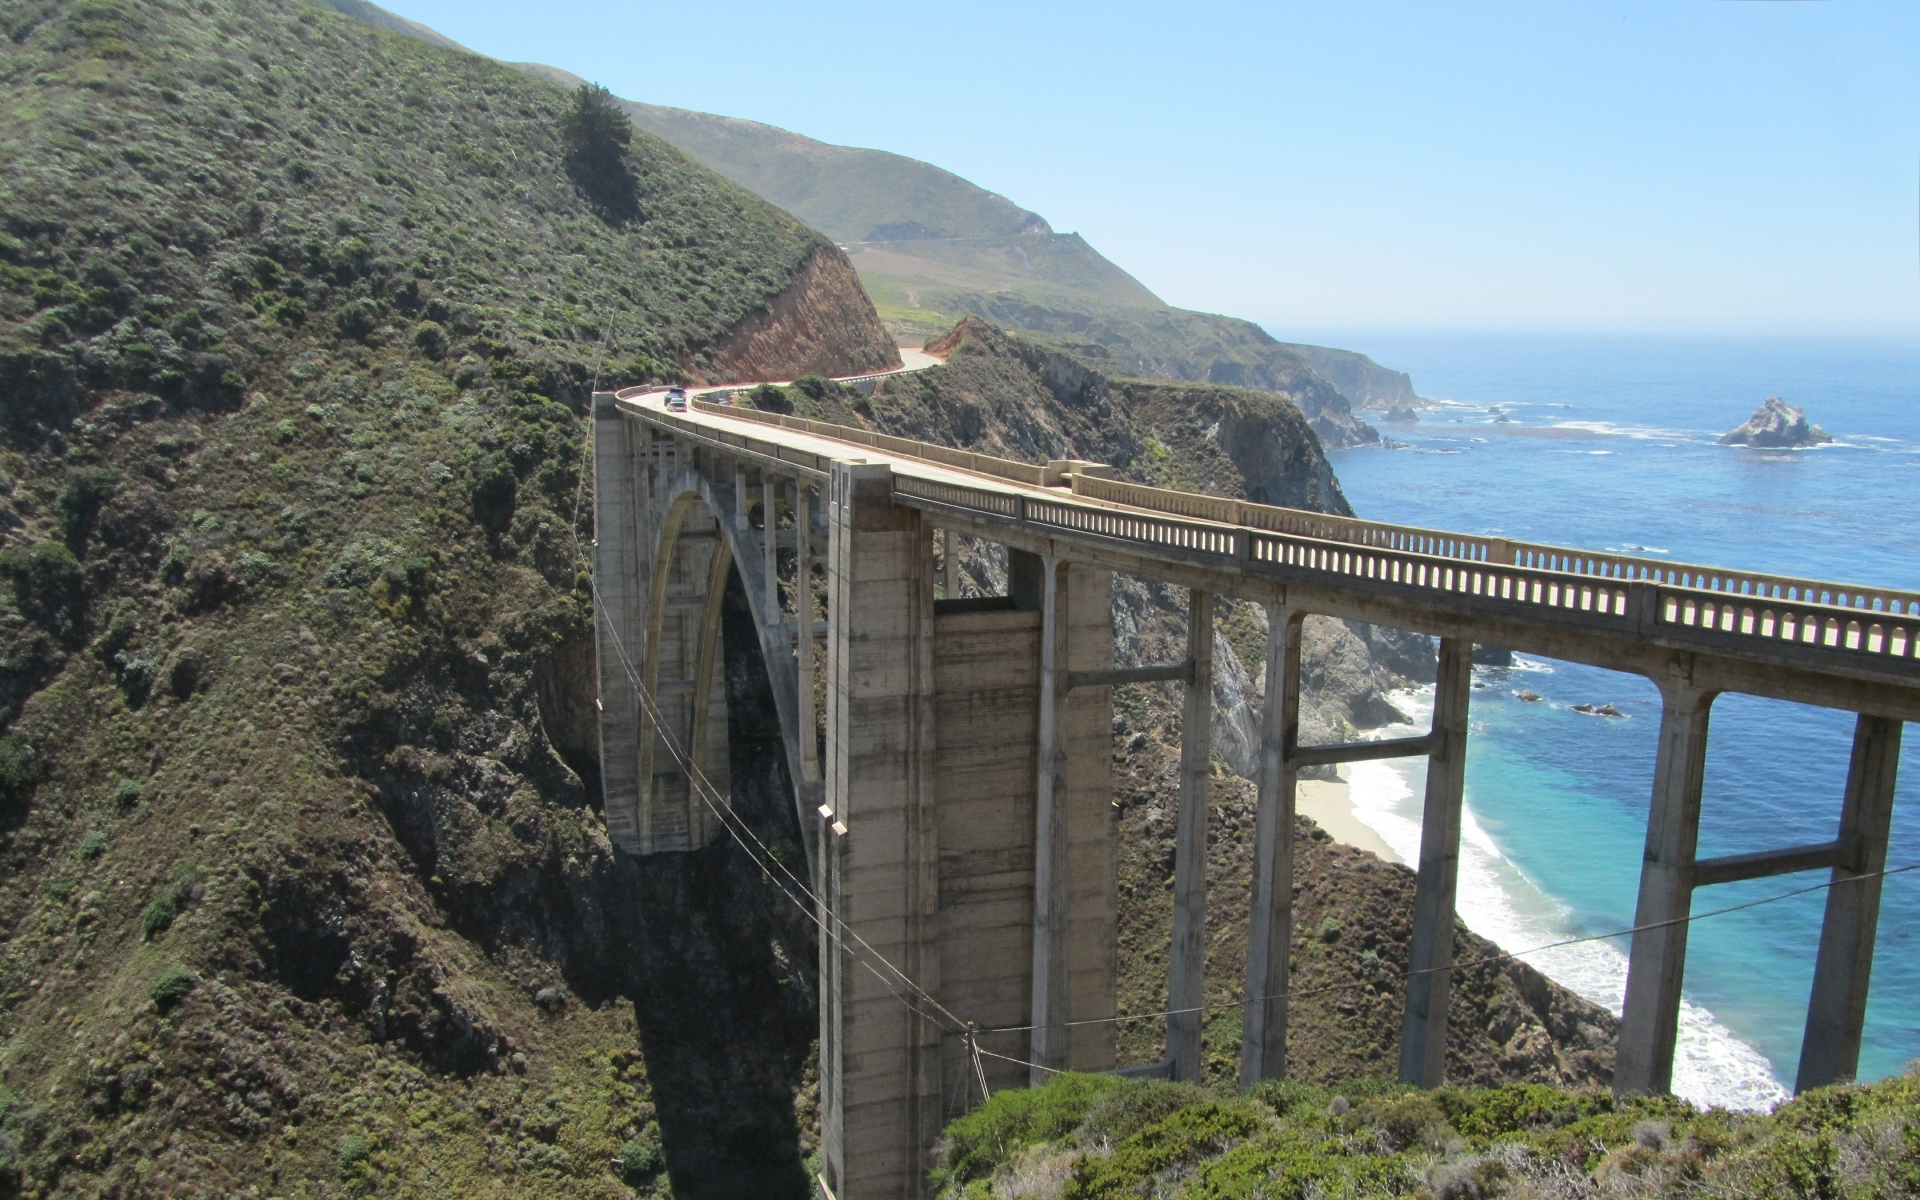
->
left=1316, top=334, right=1920, bottom=1110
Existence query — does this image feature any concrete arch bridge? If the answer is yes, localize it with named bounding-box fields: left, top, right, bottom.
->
left=590, top=376, right=1920, bottom=1200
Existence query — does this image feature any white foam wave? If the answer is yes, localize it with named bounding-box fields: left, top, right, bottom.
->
left=1343, top=685, right=1788, bottom=1111
left=1550, top=419, right=1717, bottom=443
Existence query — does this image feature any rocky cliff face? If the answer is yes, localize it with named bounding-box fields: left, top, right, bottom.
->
left=696, top=244, right=900, bottom=384
left=1282, top=343, right=1422, bottom=412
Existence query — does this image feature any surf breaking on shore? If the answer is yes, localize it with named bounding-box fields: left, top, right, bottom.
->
left=1320, top=680, right=1789, bottom=1111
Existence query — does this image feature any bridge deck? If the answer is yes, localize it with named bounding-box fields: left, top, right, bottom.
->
left=616, top=386, right=1920, bottom=719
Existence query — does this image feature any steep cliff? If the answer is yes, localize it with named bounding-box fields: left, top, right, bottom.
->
left=1282, top=342, right=1423, bottom=412
left=697, top=244, right=898, bottom=383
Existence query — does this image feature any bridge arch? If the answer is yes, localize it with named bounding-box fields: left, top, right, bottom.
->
left=592, top=410, right=817, bottom=859
left=634, top=488, right=737, bottom=852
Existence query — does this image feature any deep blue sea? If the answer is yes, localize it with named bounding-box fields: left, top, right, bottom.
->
left=1318, top=334, right=1920, bottom=1108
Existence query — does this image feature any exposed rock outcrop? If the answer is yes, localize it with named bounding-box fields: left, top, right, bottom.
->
left=1719, top=396, right=1833, bottom=448
left=1281, top=343, right=1421, bottom=413
left=697, top=243, right=900, bottom=383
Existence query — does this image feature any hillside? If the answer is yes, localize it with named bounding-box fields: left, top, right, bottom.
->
left=0, top=0, right=890, bottom=1195
left=319, top=3, right=1389, bottom=448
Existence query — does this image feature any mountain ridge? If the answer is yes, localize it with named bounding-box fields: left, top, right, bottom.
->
left=320, top=2, right=1400, bottom=448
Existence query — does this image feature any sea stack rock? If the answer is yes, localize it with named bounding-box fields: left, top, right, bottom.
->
left=1719, top=396, right=1833, bottom=448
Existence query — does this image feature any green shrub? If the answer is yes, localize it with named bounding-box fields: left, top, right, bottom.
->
left=617, top=1139, right=659, bottom=1177
left=57, top=466, right=120, bottom=553
left=112, top=778, right=141, bottom=812
left=77, top=828, right=108, bottom=860
left=1342, top=1092, right=1450, bottom=1153
left=150, top=964, right=196, bottom=1010
left=337, top=1133, right=372, bottom=1174
left=1069, top=1100, right=1267, bottom=1199
left=1314, top=914, right=1343, bottom=943
left=1432, top=1081, right=1615, bottom=1139
left=1074, top=1078, right=1207, bottom=1147
left=413, top=321, right=448, bottom=360
left=934, top=1072, right=1128, bottom=1188
left=142, top=892, right=178, bottom=938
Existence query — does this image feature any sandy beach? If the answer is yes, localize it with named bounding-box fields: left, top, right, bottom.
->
left=1297, top=771, right=1401, bottom=864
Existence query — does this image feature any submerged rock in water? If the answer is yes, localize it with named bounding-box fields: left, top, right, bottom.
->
left=1517, top=689, right=1543, bottom=702
left=1719, top=396, right=1833, bottom=448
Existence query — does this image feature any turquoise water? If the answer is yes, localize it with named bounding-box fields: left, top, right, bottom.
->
left=1319, top=334, right=1920, bottom=1106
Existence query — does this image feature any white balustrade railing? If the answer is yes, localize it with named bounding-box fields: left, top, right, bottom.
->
left=625, top=400, right=1920, bottom=675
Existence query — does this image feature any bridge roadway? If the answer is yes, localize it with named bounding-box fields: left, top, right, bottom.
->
left=592, top=375, right=1918, bottom=1200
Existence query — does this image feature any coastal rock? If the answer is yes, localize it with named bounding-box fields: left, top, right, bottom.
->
left=1594, top=703, right=1623, bottom=718
left=1517, top=689, right=1543, bottom=703
left=1719, top=396, right=1833, bottom=448
left=1383, top=402, right=1420, bottom=424
left=1472, top=644, right=1514, bottom=667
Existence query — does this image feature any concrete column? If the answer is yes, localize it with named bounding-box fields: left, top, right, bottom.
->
left=796, top=481, right=819, bottom=786
left=943, top=527, right=958, bottom=599
left=591, top=393, right=646, bottom=849
left=763, top=472, right=780, bottom=623
left=1398, top=636, right=1474, bottom=1088
left=1063, top=563, right=1118, bottom=1074
left=734, top=461, right=748, bottom=530
left=1797, top=714, right=1904, bottom=1092
left=818, top=462, right=938, bottom=1200
left=1168, top=588, right=1213, bottom=1082
left=1615, top=679, right=1717, bottom=1097
left=1241, top=605, right=1305, bottom=1086
left=1029, top=557, right=1071, bottom=1083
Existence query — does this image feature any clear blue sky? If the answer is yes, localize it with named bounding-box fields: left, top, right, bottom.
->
left=389, top=0, right=1916, bottom=336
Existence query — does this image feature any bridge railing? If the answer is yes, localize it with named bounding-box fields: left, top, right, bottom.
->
left=1065, top=473, right=1920, bottom=621
left=897, top=474, right=1920, bottom=677
left=625, top=399, right=1920, bottom=677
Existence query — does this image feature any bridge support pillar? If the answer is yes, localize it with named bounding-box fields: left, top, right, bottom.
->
left=591, top=393, right=646, bottom=848
left=1797, top=713, right=1903, bottom=1092
left=819, top=463, right=940, bottom=1200
left=1168, top=588, right=1214, bottom=1082
left=1030, top=557, right=1073, bottom=1083
left=1241, top=605, right=1306, bottom=1086
left=1616, top=680, right=1716, bottom=1097
left=1399, top=637, right=1474, bottom=1088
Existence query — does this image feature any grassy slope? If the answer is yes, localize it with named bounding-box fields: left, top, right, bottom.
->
left=933, top=1070, right=1920, bottom=1198
left=0, top=1, right=875, bottom=1195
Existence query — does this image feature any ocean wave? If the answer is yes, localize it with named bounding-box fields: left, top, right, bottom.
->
left=1550, top=419, right=1718, bottom=443
left=1343, top=686, right=1789, bottom=1111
